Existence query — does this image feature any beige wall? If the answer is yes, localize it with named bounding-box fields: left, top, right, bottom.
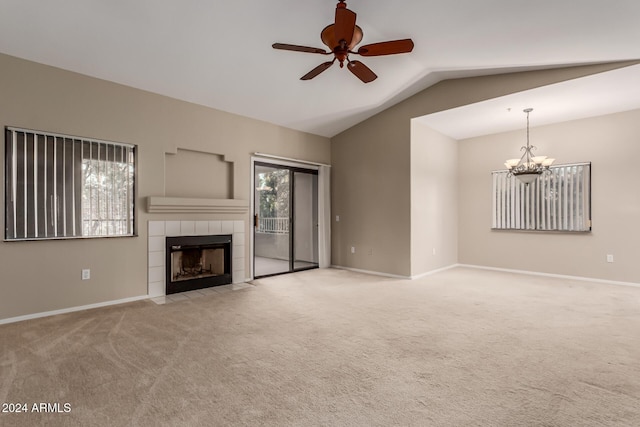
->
left=331, top=104, right=412, bottom=276
left=331, top=62, right=635, bottom=277
left=458, top=109, right=640, bottom=283
left=410, top=121, right=458, bottom=276
left=0, top=53, right=329, bottom=321
left=3, top=53, right=638, bottom=321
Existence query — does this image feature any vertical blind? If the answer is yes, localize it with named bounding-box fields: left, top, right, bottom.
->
left=5, top=127, right=136, bottom=240
left=491, top=163, right=591, bottom=232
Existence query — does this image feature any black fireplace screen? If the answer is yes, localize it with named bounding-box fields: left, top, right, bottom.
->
left=171, top=247, right=226, bottom=282
left=165, top=234, right=232, bottom=294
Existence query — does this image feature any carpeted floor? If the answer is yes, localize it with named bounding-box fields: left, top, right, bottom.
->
left=1, top=267, right=639, bottom=426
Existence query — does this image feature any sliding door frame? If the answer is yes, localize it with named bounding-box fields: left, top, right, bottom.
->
left=251, top=157, right=319, bottom=279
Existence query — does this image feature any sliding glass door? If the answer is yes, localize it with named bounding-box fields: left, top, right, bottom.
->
left=293, top=171, right=319, bottom=270
left=254, top=162, right=318, bottom=278
left=254, top=163, right=291, bottom=276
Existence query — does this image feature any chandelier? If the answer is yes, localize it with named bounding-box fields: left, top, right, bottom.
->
left=504, top=108, right=555, bottom=184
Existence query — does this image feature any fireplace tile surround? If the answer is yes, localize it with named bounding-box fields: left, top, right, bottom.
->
left=148, top=220, right=245, bottom=297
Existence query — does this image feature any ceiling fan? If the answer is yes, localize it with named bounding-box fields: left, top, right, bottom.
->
left=272, top=0, right=414, bottom=83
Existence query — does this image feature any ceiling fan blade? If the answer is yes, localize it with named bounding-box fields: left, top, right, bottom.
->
left=335, top=5, right=356, bottom=46
left=347, top=60, right=377, bottom=83
left=272, top=43, right=329, bottom=54
left=301, top=61, right=335, bottom=80
left=357, top=39, right=415, bottom=56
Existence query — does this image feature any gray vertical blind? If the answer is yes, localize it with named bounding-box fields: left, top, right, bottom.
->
left=5, top=127, right=135, bottom=240
left=492, top=163, right=591, bottom=232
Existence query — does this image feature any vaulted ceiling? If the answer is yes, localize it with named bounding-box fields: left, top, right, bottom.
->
left=1, top=1, right=640, bottom=138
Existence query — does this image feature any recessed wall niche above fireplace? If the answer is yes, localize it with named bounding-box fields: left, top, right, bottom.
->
left=166, top=234, right=232, bottom=294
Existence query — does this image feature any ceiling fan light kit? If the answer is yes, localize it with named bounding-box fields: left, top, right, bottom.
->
left=272, top=0, right=414, bottom=83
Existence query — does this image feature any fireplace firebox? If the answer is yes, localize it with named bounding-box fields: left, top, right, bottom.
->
left=165, top=234, right=232, bottom=294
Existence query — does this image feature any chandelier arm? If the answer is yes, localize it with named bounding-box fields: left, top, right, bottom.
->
left=518, top=149, right=528, bottom=161
left=519, top=145, right=536, bottom=170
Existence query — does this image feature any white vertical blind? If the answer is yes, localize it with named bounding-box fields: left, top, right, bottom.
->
left=5, top=127, right=136, bottom=240
left=492, top=163, right=591, bottom=231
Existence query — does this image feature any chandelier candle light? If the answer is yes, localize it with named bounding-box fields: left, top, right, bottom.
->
left=505, top=108, right=555, bottom=184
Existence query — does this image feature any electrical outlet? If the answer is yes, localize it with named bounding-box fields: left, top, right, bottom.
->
left=82, top=269, right=91, bottom=280
left=606, top=254, right=614, bottom=263
left=351, top=246, right=355, bottom=254
left=367, top=248, right=373, bottom=256
left=336, top=215, right=340, bottom=222
left=432, top=248, right=437, bottom=256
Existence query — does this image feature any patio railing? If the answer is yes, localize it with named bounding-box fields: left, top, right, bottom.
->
left=257, top=217, right=289, bottom=234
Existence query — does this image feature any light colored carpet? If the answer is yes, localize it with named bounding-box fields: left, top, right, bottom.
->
left=1, top=267, right=639, bottom=426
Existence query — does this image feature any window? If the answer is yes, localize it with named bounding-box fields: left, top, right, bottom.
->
left=5, top=127, right=136, bottom=240
left=492, top=162, right=591, bottom=232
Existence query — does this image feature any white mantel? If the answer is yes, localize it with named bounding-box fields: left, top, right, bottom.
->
left=146, top=197, right=248, bottom=214
left=148, top=220, right=246, bottom=297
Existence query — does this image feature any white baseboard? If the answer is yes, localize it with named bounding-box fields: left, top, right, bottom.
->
left=330, top=265, right=411, bottom=279
left=410, top=264, right=460, bottom=280
left=458, top=264, right=640, bottom=289
left=331, top=263, right=640, bottom=289
left=330, top=264, right=460, bottom=280
left=0, top=295, right=150, bottom=326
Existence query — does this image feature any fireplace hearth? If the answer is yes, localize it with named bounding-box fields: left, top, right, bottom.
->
left=165, top=234, right=232, bottom=294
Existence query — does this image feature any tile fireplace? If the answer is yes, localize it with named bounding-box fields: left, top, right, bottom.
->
left=148, top=220, right=245, bottom=297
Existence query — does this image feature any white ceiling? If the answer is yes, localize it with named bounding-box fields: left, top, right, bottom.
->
left=416, top=64, right=640, bottom=140
left=0, top=0, right=639, bottom=138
